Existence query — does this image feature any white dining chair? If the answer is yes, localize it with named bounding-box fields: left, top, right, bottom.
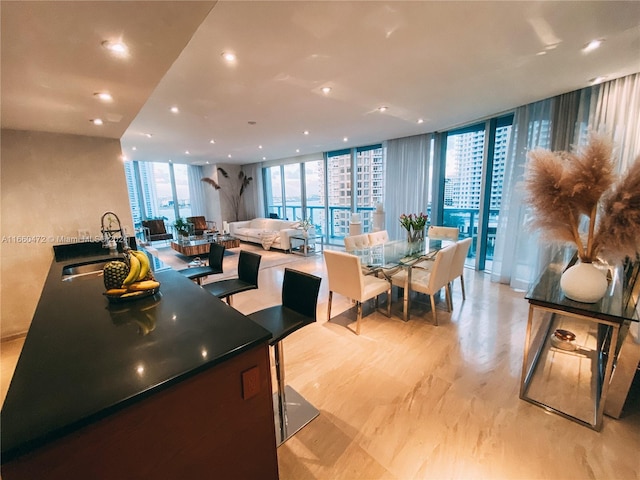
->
left=344, top=233, right=371, bottom=253
left=447, top=237, right=472, bottom=308
left=389, top=244, right=457, bottom=325
left=428, top=225, right=459, bottom=241
left=324, top=250, right=391, bottom=335
left=367, top=230, right=389, bottom=246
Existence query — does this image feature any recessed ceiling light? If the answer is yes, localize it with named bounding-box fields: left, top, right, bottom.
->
left=91, top=118, right=103, bottom=125
left=144, top=133, right=153, bottom=138
left=343, top=137, right=348, bottom=142
left=417, top=118, right=424, bottom=124
left=321, top=86, right=332, bottom=94
left=262, top=156, right=266, bottom=160
left=101, top=40, right=128, bottom=57
left=209, top=139, right=215, bottom=144
left=378, top=106, right=388, bottom=112
left=228, top=154, right=232, bottom=158
left=258, top=145, right=263, bottom=149
left=536, top=51, right=547, bottom=56
left=296, top=149, right=300, bottom=153
left=303, top=130, right=309, bottom=135
left=206, top=161, right=210, bottom=164
left=222, top=51, right=236, bottom=62
left=132, top=146, right=137, bottom=151
left=185, top=150, right=190, bottom=155
left=120, top=155, right=128, bottom=162
left=582, top=39, right=604, bottom=53
left=590, top=76, right=606, bottom=85
left=94, top=92, right=113, bottom=102
left=168, top=159, right=172, bottom=163
left=170, top=106, right=179, bottom=114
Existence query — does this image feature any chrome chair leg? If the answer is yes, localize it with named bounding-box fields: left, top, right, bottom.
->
left=327, top=291, right=333, bottom=322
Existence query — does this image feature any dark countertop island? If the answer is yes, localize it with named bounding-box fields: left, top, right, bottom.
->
left=1, top=248, right=278, bottom=479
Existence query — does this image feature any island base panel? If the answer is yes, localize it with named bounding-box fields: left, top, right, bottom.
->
left=2, top=344, right=278, bottom=480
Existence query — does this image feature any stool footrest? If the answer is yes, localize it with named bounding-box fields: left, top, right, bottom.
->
left=273, top=385, right=319, bottom=447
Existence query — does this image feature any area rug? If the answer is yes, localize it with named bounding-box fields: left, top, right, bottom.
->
left=145, top=242, right=308, bottom=284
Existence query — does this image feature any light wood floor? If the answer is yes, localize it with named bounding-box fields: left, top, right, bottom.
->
left=2, top=250, right=639, bottom=479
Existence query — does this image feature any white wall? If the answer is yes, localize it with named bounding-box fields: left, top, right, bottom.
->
left=201, top=164, right=223, bottom=229
left=1, top=129, right=133, bottom=339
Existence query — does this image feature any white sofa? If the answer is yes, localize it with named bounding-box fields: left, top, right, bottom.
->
left=228, top=218, right=300, bottom=251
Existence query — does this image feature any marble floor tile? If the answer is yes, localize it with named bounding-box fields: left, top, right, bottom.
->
left=2, top=248, right=639, bottom=479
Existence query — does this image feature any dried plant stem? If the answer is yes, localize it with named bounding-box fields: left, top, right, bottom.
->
left=567, top=208, right=586, bottom=260
left=586, top=204, right=597, bottom=261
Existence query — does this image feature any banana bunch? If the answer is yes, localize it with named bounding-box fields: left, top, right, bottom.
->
left=104, top=250, right=160, bottom=299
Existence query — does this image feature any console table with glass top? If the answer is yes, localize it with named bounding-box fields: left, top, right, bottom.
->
left=520, top=262, right=639, bottom=431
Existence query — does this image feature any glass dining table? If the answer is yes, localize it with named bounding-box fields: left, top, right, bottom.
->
left=353, top=237, right=455, bottom=321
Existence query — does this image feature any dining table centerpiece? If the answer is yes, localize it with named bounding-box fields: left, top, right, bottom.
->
left=400, top=213, right=428, bottom=243
left=523, top=132, right=640, bottom=303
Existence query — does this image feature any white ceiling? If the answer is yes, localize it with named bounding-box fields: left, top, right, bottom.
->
left=2, top=1, right=639, bottom=166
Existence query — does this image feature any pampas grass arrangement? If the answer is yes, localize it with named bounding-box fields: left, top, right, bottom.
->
left=524, top=132, right=640, bottom=264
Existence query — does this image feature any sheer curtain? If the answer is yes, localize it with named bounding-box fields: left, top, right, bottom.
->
left=384, top=134, right=432, bottom=240
left=492, top=73, right=640, bottom=289
left=242, top=162, right=264, bottom=220
left=188, top=165, right=206, bottom=216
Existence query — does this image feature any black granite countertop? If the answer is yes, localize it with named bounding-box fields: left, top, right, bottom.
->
left=1, top=249, right=272, bottom=462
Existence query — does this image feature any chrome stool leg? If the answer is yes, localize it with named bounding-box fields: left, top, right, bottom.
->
left=272, top=341, right=319, bottom=446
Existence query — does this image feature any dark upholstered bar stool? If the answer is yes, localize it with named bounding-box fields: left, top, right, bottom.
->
left=203, top=250, right=261, bottom=306
left=177, top=243, right=225, bottom=285
left=248, top=268, right=322, bottom=446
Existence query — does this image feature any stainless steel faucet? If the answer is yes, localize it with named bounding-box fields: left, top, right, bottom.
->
left=100, top=212, right=129, bottom=252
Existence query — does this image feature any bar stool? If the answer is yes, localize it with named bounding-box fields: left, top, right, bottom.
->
left=247, top=268, right=322, bottom=446
left=203, top=250, right=261, bottom=306
left=177, top=242, right=225, bottom=285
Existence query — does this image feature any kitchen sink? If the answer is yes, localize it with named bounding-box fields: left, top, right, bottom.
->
left=61, top=257, right=123, bottom=282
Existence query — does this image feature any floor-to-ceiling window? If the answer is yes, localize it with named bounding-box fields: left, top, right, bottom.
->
left=283, top=163, right=302, bottom=221
left=326, top=149, right=352, bottom=239
left=172, top=163, right=192, bottom=219
left=304, top=160, right=325, bottom=235
left=443, top=115, right=512, bottom=270
left=124, top=161, right=194, bottom=232
left=262, top=144, right=384, bottom=244
left=264, top=166, right=284, bottom=218
left=355, top=145, right=384, bottom=232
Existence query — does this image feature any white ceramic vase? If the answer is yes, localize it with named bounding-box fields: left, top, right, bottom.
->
left=560, top=262, right=608, bottom=303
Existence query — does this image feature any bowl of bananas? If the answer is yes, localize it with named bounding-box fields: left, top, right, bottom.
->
left=103, top=249, right=160, bottom=303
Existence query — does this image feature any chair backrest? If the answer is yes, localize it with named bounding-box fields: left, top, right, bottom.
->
left=426, top=244, right=457, bottom=293
left=142, top=219, right=166, bottom=235
left=428, top=225, right=459, bottom=241
left=282, top=268, right=322, bottom=321
left=323, top=250, right=364, bottom=300
left=187, top=216, right=208, bottom=232
left=237, top=250, right=262, bottom=286
left=344, top=234, right=371, bottom=252
left=368, top=230, right=389, bottom=246
left=448, top=237, right=472, bottom=282
left=208, top=242, right=226, bottom=273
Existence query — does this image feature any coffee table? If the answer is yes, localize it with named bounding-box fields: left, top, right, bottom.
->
left=171, top=235, right=240, bottom=256
left=171, top=239, right=212, bottom=256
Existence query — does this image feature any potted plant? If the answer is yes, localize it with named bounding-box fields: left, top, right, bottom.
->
left=201, top=167, right=253, bottom=222
left=174, top=217, right=192, bottom=241
left=523, top=132, right=640, bottom=302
